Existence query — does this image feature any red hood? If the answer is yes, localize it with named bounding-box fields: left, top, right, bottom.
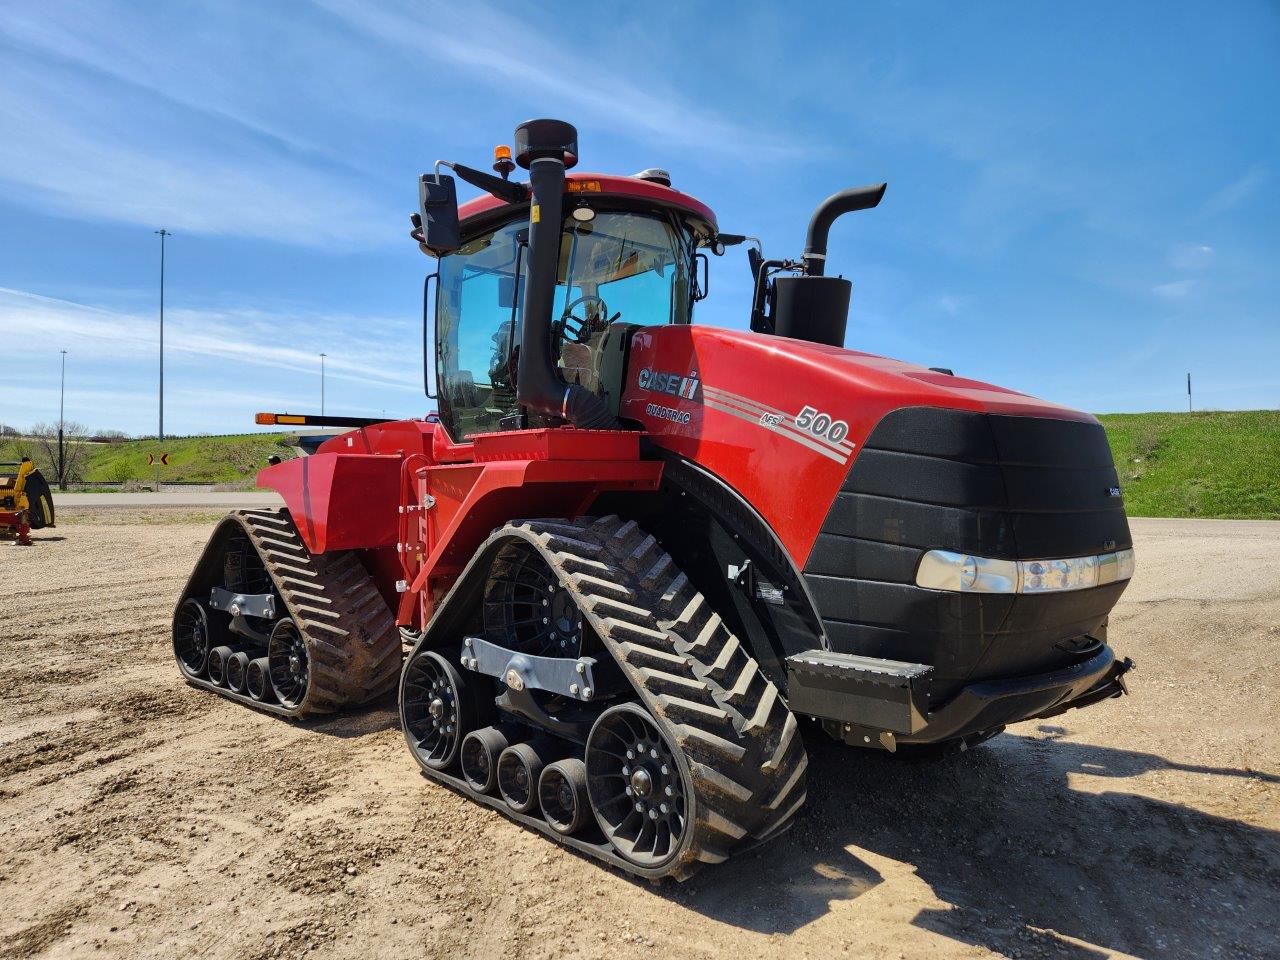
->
left=751, top=332, right=1096, bottom=424
left=622, top=324, right=1096, bottom=565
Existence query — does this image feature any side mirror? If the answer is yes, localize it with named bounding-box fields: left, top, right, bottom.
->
left=693, top=252, right=710, bottom=301
left=418, top=174, right=460, bottom=256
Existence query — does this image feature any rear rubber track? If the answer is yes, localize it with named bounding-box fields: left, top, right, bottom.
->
left=179, top=508, right=401, bottom=716
left=499, top=515, right=808, bottom=879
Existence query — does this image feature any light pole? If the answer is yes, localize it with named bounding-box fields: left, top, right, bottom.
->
left=320, top=352, right=327, bottom=416
left=155, top=229, right=169, bottom=491
left=58, top=349, right=67, bottom=490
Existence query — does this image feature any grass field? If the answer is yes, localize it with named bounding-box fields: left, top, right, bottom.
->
left=1097, top=410, right=1279, bottom=520
left=3, top=411, right=1277, bottom=517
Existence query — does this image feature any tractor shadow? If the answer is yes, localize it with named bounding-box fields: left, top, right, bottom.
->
left=667, top=726, right=1280, bottom=957
left=306, top=693, right=401, bottom=739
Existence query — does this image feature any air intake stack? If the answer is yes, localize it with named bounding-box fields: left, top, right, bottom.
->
left=768, top=183, right=887, bottom=348
left=513, top=119, right=618, bottom=430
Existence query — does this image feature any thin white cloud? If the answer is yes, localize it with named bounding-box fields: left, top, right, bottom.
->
left=311, top=0, right=803, bottom=160
left=0, top=3, right=337, bottom=165
left=0, top=52, right=393, bottom=247
left=0, top=287, right=421, bottom=392
left=1169, top=243, right=1213, bottom=270
left=1151, top=280, right=1195, bottom=299
left=935, top=294, right=963, bottom=315
left=1204, top=166, right=1267, bottom=216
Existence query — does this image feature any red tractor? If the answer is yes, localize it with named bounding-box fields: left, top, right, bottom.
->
left=174, top=120, right=1135, bottom=880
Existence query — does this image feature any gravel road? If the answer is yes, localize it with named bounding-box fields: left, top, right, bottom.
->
left=1, top=512, right=1275, bottom=960
left=53, top=491, right=283, bottom=508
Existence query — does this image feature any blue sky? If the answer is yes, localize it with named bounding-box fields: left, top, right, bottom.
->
left=2, top=1, right=1277, bottom=436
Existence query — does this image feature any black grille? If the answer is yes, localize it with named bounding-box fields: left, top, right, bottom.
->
left=803, top=407, right=1132, bottom=703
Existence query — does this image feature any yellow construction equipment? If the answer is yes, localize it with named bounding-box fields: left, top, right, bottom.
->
left=0, top=458, right=55, bottom=546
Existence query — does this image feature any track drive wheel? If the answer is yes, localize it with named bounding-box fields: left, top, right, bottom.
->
left=586, top=703, right=692, bottom=868
left=402, top=649, right=475, bottom=770
left=173, top=598, right=214, bottom=678
left=268, top=618, right=310, bottom=709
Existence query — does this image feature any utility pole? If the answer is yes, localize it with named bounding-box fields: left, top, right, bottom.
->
left=320, top=352, right=327, bottom=416
left=58, top=349, right=67, bottom=490
left=1187, top=372, right=1192, bottom=413
left=155, top=229, right=169, bottom=491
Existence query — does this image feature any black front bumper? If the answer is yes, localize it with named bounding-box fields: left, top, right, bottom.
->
left=787, top=644, right=1133, bottom=748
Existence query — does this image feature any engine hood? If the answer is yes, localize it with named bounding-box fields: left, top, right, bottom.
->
left=621, top=325, right=1105, bottom=566
left=731, top=329, right=1094, bottom=423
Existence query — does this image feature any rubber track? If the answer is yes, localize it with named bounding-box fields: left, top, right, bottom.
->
left=223, top=509, right=402, bottom=715
left=503, top=515, right=809, bottom=879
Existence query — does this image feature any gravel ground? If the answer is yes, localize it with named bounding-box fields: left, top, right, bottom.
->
left=1, top=511, right=1276, bottom=960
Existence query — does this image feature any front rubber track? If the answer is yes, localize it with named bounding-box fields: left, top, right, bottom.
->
left=408, top=515, right=809, bottom=880
left=174, top=508, right=402, bottom=717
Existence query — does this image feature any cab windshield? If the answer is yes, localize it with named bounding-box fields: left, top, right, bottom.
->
left=435, top=210, right=694, bottom=438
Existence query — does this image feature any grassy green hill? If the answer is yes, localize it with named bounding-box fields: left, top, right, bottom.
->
left=0, top=432, right=299, bottom=485
left=1097, top=410, right=1279, bottom=520
left=2, top=411, right=1277, bottom=517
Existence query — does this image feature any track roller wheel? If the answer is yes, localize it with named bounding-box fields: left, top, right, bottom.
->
left=268, top=619, right=309, bottom=709
left=225, top=652, right=250, bottom=693
left=246, top=657, right=273, bottom=702
left=497, top=743, right=544, bottom=814
left=586, top=703, right=691, bottom=871
left=208, top=645, right=234, bottom=686
left=460, top=727, right=509, bottom=793
left=539, top=758, right=590, bottom=836
left=402, top=650, right=473, bottom=770
left=173, top=598, right=213, bottom=678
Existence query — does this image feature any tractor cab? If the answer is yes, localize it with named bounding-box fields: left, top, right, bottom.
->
left=417, top=125, right=718, bottom=443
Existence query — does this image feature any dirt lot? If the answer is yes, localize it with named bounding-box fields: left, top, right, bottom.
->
left=2, top=510, right=1276, bottom=960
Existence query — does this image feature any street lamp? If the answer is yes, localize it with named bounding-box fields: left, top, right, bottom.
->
left=320, top=352, right=327, bottom=416
left=155, top=228, right=170, bottom=491
left=58, top=349, right=67, bottom=490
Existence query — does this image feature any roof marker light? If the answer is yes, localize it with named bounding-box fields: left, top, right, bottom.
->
left=492, top=144, right=515, bottom=180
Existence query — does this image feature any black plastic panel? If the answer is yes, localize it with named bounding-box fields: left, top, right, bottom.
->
left=803, top=407, right=1133, bottom=704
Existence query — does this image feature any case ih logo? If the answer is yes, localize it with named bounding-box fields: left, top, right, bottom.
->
left=638, top=367, right=701, bottom=401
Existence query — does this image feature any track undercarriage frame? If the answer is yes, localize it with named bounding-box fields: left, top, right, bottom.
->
left=399, top=515, right=808, bottom=880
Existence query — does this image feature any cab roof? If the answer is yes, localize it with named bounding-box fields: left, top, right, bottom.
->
left=457, top=172, right=718, bottom=238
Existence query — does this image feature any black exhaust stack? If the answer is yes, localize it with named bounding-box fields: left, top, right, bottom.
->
left=770, top=183, right=887, bottom=348
left=514, top=119, right=618, bottom=430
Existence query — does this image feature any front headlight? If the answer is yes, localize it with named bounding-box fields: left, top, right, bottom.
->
left=916, top=547, right=1135, bottom=594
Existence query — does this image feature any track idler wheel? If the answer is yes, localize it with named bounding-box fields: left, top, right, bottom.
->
left=539, top=758, right=589, bottom=836
left=497, top=743, right=544, bottom=814
left=173, top=599, right=213, bottom=678
left=207, top=645, right=234, bottom=686
left=460, top=727, right=509, bottom=793
left=402, top=650, right=474, bottom=770
left=268, top=619, right=309, bottom=709
left=245, top=657, right=273, bottom=702
left=225, top=652, right=251, bottom=693
left=586, top=703, right=692, bottom=871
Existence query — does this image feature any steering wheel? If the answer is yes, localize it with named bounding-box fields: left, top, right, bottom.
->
left=558, top=294, right=613, bottom=345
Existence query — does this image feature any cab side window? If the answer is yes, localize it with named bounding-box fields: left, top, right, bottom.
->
left=435, top=221, right=526, bottom=439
